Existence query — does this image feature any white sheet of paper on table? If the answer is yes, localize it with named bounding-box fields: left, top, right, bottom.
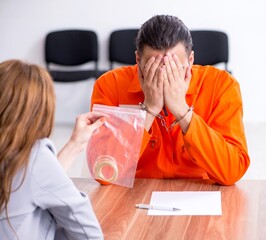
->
left=148, top=191, right=222, bottom=216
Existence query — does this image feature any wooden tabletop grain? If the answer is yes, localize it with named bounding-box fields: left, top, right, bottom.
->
left=72, top=178, right=266, bottom=240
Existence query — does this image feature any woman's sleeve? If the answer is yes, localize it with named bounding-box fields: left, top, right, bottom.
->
left=31, top=140, right=103, bottom=240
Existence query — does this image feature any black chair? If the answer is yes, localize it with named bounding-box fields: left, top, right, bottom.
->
left=190, top=30, right=230, bottom=72
left=45, top=29, right=100, bottom=82
left=109, top=29, right=139, bottom=69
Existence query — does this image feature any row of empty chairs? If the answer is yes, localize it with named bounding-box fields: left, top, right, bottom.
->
left=45, top=29, right=230, bottom=83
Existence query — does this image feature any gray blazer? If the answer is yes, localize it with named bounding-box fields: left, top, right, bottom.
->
left=0, top=138, right=103, bottom=240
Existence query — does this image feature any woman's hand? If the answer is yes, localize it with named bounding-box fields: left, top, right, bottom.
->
left=57, top=112, right=106, bottom=171
left=69, top=112, right=106, bottom=151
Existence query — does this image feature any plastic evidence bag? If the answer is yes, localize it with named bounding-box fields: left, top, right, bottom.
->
left=87, top=104, right=146, bottom=188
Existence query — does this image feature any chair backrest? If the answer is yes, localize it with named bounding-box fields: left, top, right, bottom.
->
left=109, top=29, right=139, bottom=69
left=45, top=29, right=98, bottom=66
left=190, top=30, right=229, bottom=72
left=45, top=29, right=99, bottom=82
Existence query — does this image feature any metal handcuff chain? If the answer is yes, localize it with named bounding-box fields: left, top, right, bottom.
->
left=139, top=102, right=194, bottom=131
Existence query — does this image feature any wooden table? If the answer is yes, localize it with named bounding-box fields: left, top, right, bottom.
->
left=72, top=178, right=266, bottom=240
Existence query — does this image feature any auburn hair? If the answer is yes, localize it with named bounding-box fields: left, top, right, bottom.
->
left=0, top=59, right=55, bottom=215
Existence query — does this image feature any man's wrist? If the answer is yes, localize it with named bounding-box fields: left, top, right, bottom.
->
left=171, top=106, right=194, bottom=126
left=170, top=106, right=194, bottom=134
left=178, top=108, right=193, bottom=134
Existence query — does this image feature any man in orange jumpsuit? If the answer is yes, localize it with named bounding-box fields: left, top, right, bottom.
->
left=91, top=15, right=250, bottom=185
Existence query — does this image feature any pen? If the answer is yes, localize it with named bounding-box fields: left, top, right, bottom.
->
left=136, top=203, right=180, bottom=211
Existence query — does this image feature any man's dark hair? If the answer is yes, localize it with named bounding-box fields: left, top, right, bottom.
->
left=136, top=15, right=193, bottom=55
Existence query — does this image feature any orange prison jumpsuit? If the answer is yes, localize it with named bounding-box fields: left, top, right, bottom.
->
left=91, top=65, right=250, bottom=185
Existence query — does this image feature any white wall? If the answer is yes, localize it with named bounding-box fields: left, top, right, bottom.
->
left=1, top=0, right=265, bottom=123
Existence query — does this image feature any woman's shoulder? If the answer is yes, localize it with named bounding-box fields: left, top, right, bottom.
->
left=29, top=138, right=56, bottom=164
left=32, top=138, right=56, bottom=154
left=29, top=138, right=68, bottom=183
left=29, top=138, right=72, bottom=196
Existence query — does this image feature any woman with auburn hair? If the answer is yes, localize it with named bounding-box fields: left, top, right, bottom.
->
left=0, top=60, right=104, bottom=239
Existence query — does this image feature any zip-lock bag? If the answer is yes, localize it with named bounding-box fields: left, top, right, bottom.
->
left=87, top=104, right=146, bottom=188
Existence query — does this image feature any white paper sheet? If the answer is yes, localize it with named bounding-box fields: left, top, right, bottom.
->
left=148, top=191, right=222, bottom=216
